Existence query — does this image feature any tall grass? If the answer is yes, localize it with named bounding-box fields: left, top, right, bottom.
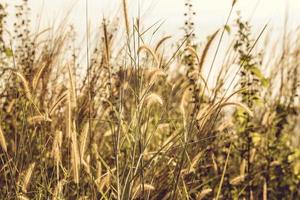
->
left=0, top=0, right=300, bottom=199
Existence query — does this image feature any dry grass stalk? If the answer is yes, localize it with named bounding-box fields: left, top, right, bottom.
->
left=82, top=155, right=92, bottom=175
left=0, top=1, right=298, bottom=199
left=6, top=99, right=15, bottom=113
left=103, top=21, right=110, bottom=65
left=250, top=148, right=256, bottom=163
left=95, top=171, right=111, bottom=192
left=96, top=160, right=102, bottom=180
left=71, top=124, right=80, bottom=184
left=216, top=145, right=232, bottom=200
left=240, top=158, right=246, bottom=177
left=79, top=122, right=89, bottom=162
left=65, top=92, right=72, bottom=139
left=122, top=0, right=130, bottom=37
left=67, top=64, right=77, bottom=108
left=0, top=124, right=7, bottom=153
left=155, top=36, right=172, bottom=52
left=262, top=111, right=270, bottom=126
left=232, top=0, right=238, bottom=6
left=65, top=79, right=80, bottom=184
left=263, top=178, right=267, bottom=200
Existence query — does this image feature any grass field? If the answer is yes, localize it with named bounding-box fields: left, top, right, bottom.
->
left=0, top=0, right=300, bottom=199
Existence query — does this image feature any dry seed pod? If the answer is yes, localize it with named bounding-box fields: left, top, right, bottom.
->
left=184, top=46, right=200, bottom=68
left=230, top=175, right=246, bottom=185
left=199, top=30, right=219, bottom=72
left=27, top=114, right=52, bottom=125
left=49, top=91, right=68, bottom=116
left=65, top=92, right=72, bottom=139
left=138, top=45, right=159, bottom=66
left=146, top=93, right=164, bottom=108
left=250, top=148, right=256, bottom=163
left=14, top=71, right=33, bottom=101
left=32, top=63, right=47, bottom=90
left=262, top=111, right=270, bottom=126
left=197, top=188, right=212, bottom=200
left=189, top=151, right=203, bottom=173
left=149, top=68, right=167, bottom=85
left=155, top=36, right=172, bottom=52
left=240, top=159, right=246, bottom=177
left=6, top=99, right=15, bottom=113
left=212, top=153, right=218, bottom=173
left=132, top=183, right=155, bottom=199
left=21, top=162, right=36, bottom=193
left=51, top=130, right=63, bottom=164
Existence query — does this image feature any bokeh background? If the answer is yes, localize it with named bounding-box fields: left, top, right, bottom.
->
left=2, top=0, right=300, bottom=40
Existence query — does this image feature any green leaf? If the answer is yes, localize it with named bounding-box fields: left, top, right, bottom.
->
left=224, top=25, right=231, bottom=34
left=251, top=132, right=263, bottom=146
left=235, top=107, right=248, bottom=124
left=249, top=66, right=269, bottom=88
left=4, top=48, right=13, bottom=57
left=249, top=66, right=264, bottom=79
left=261, top=78, right=270, bottom=88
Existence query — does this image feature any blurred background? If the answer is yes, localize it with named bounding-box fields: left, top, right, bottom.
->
left=1, top=0, right=300, bottom=41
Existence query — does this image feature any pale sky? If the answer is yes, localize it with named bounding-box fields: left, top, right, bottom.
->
left=1, top=0, right=300, bottom=89
left=2, top=0, right=300, bottom=41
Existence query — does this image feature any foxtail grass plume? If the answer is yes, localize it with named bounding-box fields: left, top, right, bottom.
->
left=21, top=162, right=36, bottom=193
left=13, top=71, right=33, bottom=101
left=138, top=45, right=160, bottom=66
left=155, top=36, right=172, bottom=52
left=198, top=188, right=212, bottom=200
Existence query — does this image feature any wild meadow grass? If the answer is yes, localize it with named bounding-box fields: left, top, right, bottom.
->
left=0, top=0, right=300, bottom=199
